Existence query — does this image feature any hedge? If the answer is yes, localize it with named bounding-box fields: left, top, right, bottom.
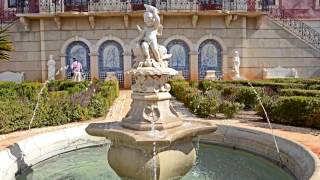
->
left=280, top=89, right=320, bottom=97
left=0, top=80, right=119, bottom=134
left=257, top=96, right=320, bottom=129
left=198, top=79, right=307, bottom=92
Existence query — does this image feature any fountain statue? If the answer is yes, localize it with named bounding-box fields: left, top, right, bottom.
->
left=86, top=5, right=216, bottom=180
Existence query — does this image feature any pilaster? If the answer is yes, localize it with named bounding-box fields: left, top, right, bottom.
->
left=123, top=51, right=132, bottom=89
left=90, top=52, right=99, bottom=80
left=241, top=16, right=247, bottom=78
left=60, top=55, right=66, bottom=79
left=40, top=19, right=46, bottom=82
left=189, top=50, right=199, bottom=81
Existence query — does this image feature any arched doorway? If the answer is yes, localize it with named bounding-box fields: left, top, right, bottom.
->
left=198, top=39, right=222, bottom=80
left=98, top=40, right=124, bottom=87
left=166, top=40, right=190, bottom=80
left=66, top=41, right=91, bottom=80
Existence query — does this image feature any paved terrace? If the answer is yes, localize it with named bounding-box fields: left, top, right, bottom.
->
left=0, top=90, right=319, bottom=159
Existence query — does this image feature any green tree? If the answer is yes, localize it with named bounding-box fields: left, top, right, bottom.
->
left=0, top=29, right=13, bottom=61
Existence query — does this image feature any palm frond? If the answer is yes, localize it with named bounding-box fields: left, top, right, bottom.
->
left=0, top=28, right=13, bottom=61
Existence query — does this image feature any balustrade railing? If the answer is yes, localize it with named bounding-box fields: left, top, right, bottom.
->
left=15, top=0, right=265, bottom=14
left=0, top=9, right=19, bottom=29
left=268, top=7, right=320, bottom=51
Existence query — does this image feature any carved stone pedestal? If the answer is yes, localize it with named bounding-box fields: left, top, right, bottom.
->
left=122, top=92, right=183, bottom=130
left=122, top=67, right=182, bottom=131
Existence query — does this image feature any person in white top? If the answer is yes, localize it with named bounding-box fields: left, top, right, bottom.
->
left=70, top=58, right=83, bottom=82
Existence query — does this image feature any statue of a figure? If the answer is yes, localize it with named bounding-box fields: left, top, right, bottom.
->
left=233, top=51, right=241, bottom=79
left=132, top=4, right=171, bottom=68
left=47, top=54, right=56, bottom=80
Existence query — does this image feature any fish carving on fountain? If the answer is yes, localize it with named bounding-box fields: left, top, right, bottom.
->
left=86, top=4, right=217, bottom=180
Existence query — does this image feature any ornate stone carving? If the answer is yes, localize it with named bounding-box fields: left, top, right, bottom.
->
left=19, top=17, right=30, bottom=31
left=204, top=70, right=217, bottom=80
left=0, top=71, right=24, bottom=83
left=192, top=14, right=198, bottom=28
left=256, top=16, right=263, bottom=30
left=89, top=16, right=95, bottom=29
left=263, top=66, right=299, bottom=79
left=54, top=17, right=61, bottom=30
left=225, top=14, right=233, bottom=28
left=123, top=14, right=129, bottom=28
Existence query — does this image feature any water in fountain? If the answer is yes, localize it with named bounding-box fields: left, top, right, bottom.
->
left=191, top=136, right=201, bottom=178
left=151, top=105, right=157, bottom=180
left=21, top=80, right=49, bottom=158
left=247, top=82, right=280, bottom=154
left=17, top=143, right=294, bottom=180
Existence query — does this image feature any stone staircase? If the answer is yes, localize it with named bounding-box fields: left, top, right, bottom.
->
left=0, top=9, right=18, bottom=30
left=267, top=7, right=320, bottom=53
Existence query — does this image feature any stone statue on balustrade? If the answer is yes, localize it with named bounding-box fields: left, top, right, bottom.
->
left=47, top=54, right=56, bottom=80
left=132, top=4, right=172, bottom=68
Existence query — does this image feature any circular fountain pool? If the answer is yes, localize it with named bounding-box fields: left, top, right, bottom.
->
left=16, top=143, right=294, bottom=180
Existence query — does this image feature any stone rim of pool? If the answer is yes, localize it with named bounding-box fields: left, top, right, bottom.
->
left=0, top=124, right=319, bottom=180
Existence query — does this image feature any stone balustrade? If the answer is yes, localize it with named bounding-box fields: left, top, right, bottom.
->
left=16, top=0, right=265, bottom=14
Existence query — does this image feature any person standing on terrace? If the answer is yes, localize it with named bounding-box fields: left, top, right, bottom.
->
left=71, top=58, right=83, bottom=82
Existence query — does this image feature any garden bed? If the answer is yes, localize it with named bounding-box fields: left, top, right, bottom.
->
left=169, top=79, right=320, bottom=129
left=0, top=80, right=119, bottom=134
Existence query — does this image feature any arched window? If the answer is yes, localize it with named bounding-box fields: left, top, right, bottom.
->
left=166, top=40, right=190, bottom=80
left=66, top=41, right=90, bottom=80
left=198, top=39, right=222, bottom=80
left=98, top=40, right=124, bottom=87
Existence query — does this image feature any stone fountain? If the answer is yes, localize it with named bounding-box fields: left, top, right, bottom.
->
left=86, top=4, right=217, bottom=180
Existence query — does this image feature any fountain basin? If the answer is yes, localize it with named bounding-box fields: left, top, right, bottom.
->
left=0, top=124, right=319, bottom=180
left=86, top=120, right=217, bottom=180
left=85, top=120, right=216, bottom=148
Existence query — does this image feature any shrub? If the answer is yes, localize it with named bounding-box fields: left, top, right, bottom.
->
left=307, top=84, right=320, bottom=90
left=255, top=95, right=277, bottom=119
left=271, top=96, right=320, bottom=127
left=0, top=80, right=119, bottom=134
left=234, top=86, right=262, bottom=109
left=190, top=93, right=218, bottom=118
left=256, top=96, right=320, bottom=129
left=219, top=101, right=243, bottom=118
left=170, top=80, right=219, bottom=118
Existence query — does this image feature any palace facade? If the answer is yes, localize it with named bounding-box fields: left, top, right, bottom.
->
left=0, top=0, right=319, bottom=88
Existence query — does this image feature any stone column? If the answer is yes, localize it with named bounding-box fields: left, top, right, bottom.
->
left=90, top=52, right=99, bottom=80
left=189, top=50, right=199, bottom=81
left=60, top=55, right=66, bottom=79
left=241, top=16, right=247, bottom=79
left=123, top=51, right=132, bottom=89
left=40, top=19, right=47, bottom=82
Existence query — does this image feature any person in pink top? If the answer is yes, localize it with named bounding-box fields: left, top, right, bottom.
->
left=70, top=58, right=83, bottom=82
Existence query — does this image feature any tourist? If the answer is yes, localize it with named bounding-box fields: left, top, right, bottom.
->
left=71, top=58, right=83, bottom=82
